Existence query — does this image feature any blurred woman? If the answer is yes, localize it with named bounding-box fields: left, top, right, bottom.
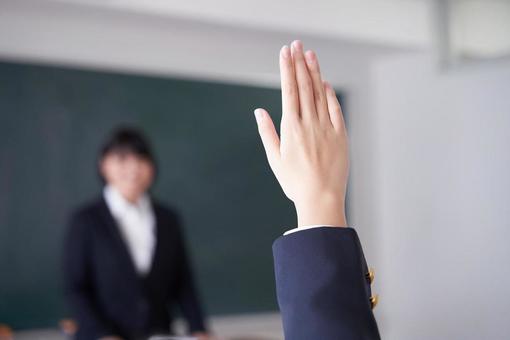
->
left=63, top=127, right=208, bottom=340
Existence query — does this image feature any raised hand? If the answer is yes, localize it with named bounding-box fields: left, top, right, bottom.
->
left=254, top=40, right=349, bottom=227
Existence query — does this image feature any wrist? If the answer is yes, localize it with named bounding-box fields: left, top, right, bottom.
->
left=294, top=192, right=347, bottom=227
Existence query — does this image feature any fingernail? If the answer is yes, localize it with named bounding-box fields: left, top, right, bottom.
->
left=254, top=108, right=263, bottom=121
left=281, top=45, right=290, bottom=59
left=291, top=40, right=303, bottom=52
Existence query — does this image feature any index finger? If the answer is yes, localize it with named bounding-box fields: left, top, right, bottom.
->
left=279, top=45, right=299, bottom=122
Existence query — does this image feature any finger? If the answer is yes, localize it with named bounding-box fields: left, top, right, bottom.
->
left=254, top=108, right=281, bottom=170
left=304, top=50, right=330, bottom=125
left=324, top=81, right=345, bottom=132
left=279, top=45, right=299, bottom=122
left=291, top=40, right=317, bottom=121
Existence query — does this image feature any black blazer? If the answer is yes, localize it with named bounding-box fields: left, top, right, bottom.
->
left=62, top=197, right=207, bottom=340
left=273, top=227, right=380, bottom=340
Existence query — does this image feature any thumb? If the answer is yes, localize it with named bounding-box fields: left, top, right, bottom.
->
left=254, top=108, right=280, bottom=170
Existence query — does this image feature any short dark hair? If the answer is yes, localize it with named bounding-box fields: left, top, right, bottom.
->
left=98, top=126, right=157, bottom=181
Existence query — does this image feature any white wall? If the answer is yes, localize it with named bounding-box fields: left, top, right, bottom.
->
left=451, top=0, right=510, bottom=58
left=0, top=0, right=400, bottom=88
left=372, top=55, right=510, bottom=339
left=49, top=0, right=432, bottom=48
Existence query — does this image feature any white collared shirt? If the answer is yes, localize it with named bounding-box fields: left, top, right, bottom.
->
left=103, top=185, right=156, bottom=275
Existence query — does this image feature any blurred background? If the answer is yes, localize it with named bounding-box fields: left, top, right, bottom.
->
left=0, top=0, right=509, bottom=339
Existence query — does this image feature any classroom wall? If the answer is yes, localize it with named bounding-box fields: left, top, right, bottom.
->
left=0, top=0, right=393, bottom=276
left=13, top=1, right=508, bottom=337
left=371, top=54, right=510, bottom=339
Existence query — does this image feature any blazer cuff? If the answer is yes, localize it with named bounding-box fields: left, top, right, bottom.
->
left=283, top=224, right=342, bottom=235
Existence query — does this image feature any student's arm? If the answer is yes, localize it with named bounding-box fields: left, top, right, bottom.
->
left=173, top=215, right=208, bottom=336
left=273, top=226, right=380, bottom=339
left=62, top=212, right=119, bottom=339
left=254, top=40, right=380, bottom=339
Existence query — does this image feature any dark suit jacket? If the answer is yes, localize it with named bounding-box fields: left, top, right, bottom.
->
left=273, top=227, right=380, bottom=340
left=62, top=197, right=207, bottom=340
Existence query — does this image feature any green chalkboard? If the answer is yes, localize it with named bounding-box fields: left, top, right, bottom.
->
left=0, top=60, right=303, bottom=330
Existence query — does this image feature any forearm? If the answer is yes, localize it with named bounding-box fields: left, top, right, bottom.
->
left=273, top=227, right=380, bottom=340
left=176, top=245, right=207, bottom=333
left=65, top=287, right=116, bottom=337
left=255, top=40, right=379, bottom=339
left=63, top=216, right=116, bottom=338
left=294, top=193, right=346, bottom=227
left=178, top=286, right=207, bottom=333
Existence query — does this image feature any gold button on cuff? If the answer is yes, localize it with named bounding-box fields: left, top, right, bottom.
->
left=370, top=294, right=379, bottom=309
left=366, top=268, right=375, bottom=284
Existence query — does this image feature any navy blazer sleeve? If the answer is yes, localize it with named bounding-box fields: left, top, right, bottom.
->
left=273, top=227, right=380, bottom=340
left=172, top=213, right=207, bottom=333
left=62, top=212, right=117, bottom=338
